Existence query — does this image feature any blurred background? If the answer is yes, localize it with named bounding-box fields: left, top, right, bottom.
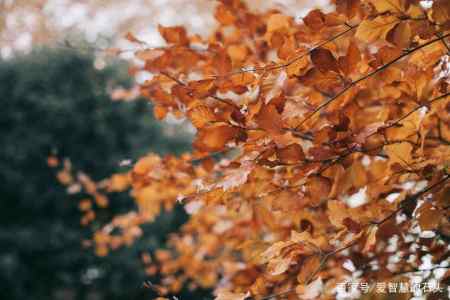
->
left=0, top=1, right=329, bottom=299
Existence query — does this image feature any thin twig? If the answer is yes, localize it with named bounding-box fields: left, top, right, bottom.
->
left=295, top=32, right=450, bottom=130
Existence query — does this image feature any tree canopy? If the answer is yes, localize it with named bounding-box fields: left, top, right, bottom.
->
left=53, top=0, right=449, bottom=299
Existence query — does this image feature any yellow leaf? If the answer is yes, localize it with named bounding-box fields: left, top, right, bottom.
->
left=188, top=105, right=217, bottom=129
left=267, top=13, right=291, bottom=33
left=193, top=124, right=240, bottom=152
left=384, top=142, right=413, bottom=166
left=355, top=16, right=399, bottom=43
left=363, top=226, right=378, bottom=253
left=369, top=0, right=405, bottom=14
left=286, top=56, right=309, bottom=77
left=227, top=45, right=248, bottom=62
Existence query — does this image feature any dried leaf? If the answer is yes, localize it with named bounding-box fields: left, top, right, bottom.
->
left=310, top=48, right=340, bottom=73
left=193, top=124, right=239, bottom=152
left=355, top=16, right=399, bottom=43
left=215, top=4, right=236, bottom=25
left=188, top=106, right=217, bottom=129
left=368, top=0, right=405, bottom=14
left=158, top=25, right=189, bottom=45
left=277, top=143, right=305, bottom=164
left=303, top=9, right=326, bottom=31
left=418, top=202, right=442, bottom=231
left=256, top=104, right=283, bottom=134
left=362, top=226, right=378, bottom=253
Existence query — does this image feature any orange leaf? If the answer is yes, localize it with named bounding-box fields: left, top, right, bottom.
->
left=388, top=21, right=411, bottom=48
left=267, top=13, right=290, bottom=33
left=193, top=124, right=239, bottom=152
left=188, top=105, right=217, bottom=129
left=213, top=50, right=232, bottom=75
left=256, top=104, right=283, bottom=134
left=432, top=0, right=450, bottom=25
left=286, top=56, right=310, bottom=77
left=135, top=49, right=164, bottom=61
left=339, top=40, right=361, bottom=75
left=311, top=48, right=340, bottom=73
left=227, top=45, right=248, bottom=63
left=188, top=79, right=217, bottom=98
left=368, top=0, right=405, bottom=14
left=363, top=226, right=378, bottom=253
left=277, top=143, right=305, bottom=164
left=215, top=4, right=236, bottom=25
left=303, top=9, right=326, bottom=31
left=158, top=25, right=189, bottom=46
left=417, top=202, right=442, bottom=231
left=384, top=142, right=413, bottom=166
left=153, top=105, right=168, bottom=120
left=355, top=16, right=399, bottom=43
left=297, top=256, right=321, bottom=283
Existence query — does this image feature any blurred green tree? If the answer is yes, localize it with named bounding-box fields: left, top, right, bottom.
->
left=0, top=49, right=197, bottom=300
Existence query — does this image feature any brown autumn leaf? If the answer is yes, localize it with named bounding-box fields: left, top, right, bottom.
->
left=362, top=226, right=378, bottom=253
left=355, top=15, right=399, bottom=43
left=227, top=45, right=248, bottom=63
left=135, top=49, right=164, bottom=61
left=188, top=79, right=217, bottom=98
left=388, top=21, right=411, bottom=48
left=303, top=9, right=326, bottom=31
left=276, top=143, right=305, bottom=164
left=308, top=146, right=335, bottom=161
left=256, top=104, right=284, bottom=134
left=297, top=255, right=321, bottom=283
left=339, top=39, right=361, bottom=75
left=188, top=105, right=218, bottom=129
left=306, top=176, right=331, bottom=202
left=384, top=142, right=413, bottom=166
left=417, top=202, right=443, bottom=231
left=215, top=4, right=236, bottom=25
left=213, top=50, right=233, bottom=75
left=267, top=13, right=291, bottom=33
left=158, top=25, right=189, bottom=46
left=310, top=48, right=340, bottom=73
left=335, top=0, right=362, bottom=19
left=368, top=0, right=405, bottom=14
left=193, top=124, right=239, bottom=152
left=286, top=55, right=310, bottom=77
left=299, top=68, right=344, bottom=95
left=230, top=72, right=256, bottom=86
left=327, top=200, right=349, bottom=228
left=375, top=45, right=402, bottom=65
left=153, top=105, right=168, bottom=120
left=432, top=0, right=450, bottom=25
left=146, top=85, right=177, bottom=106
left=108, top=173, right=130, bottom=192
left=60, top=2, right=450, bottom=298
